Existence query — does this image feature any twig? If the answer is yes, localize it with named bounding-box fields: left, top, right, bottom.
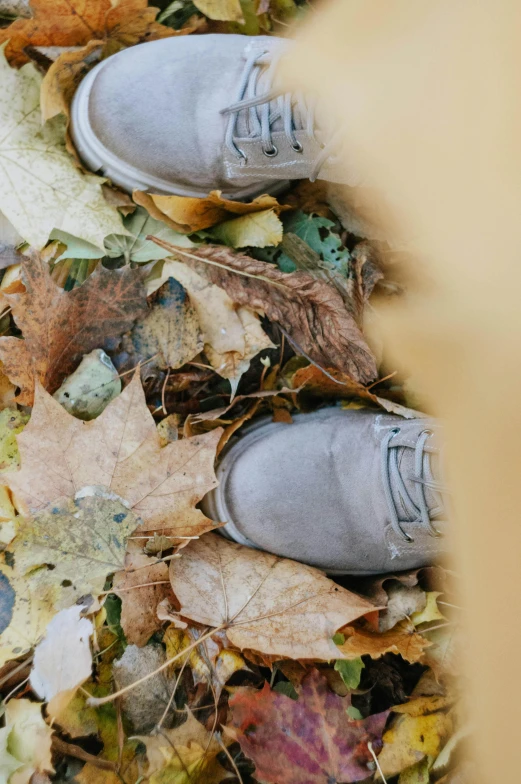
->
left=161, top=368, right=170, bottom=415
left=217, top=734, right=244, bottom=784
left=368, top=741, right=387, bottom=783
left=51, top=737, right=117, bottom=771
left=102, top=581, right=171, bottom=595
left=0, top=655, right=32, bottom=688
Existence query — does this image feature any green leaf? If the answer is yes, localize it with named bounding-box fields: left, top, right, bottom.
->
left=332, top=632, right=345, bottom=645
left=53, top=207, right=196, bottom=263
left=346, top=705, right=363, bottom=721
left=273, top=681, right=298, bottom=700
left=334, top=657, right=365, bottom=690
left=281, top=211, right=350, bottom=273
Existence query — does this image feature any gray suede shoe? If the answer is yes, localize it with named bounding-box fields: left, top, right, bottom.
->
left=70, top=34, right=346, bottom=198
left=202, top=408, right=449, bottom=575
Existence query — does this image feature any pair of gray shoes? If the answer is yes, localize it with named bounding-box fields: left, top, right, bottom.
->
left=70, top=34, right=449, bottom=575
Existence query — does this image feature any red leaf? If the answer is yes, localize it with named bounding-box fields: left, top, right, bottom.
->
left=228, top=669, right=389, bottom=784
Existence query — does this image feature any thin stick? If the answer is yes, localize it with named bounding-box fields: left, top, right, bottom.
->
left=156, top=646, right=193, bottom=730
left=368, top=741, right=387, bottom=783
left=0, top=655, right=32, bottom=688
left=217, top=735, right=244, bottom=784
left=51, top=737, right=117, bottom=772
left=101, top=581, right=171, bottom=595
left=3, top=675, right=29, bottom=702
left=87, top=625, right=226, bottom=706
left=366, top=371, right=398, bottom=390
left=161, top=368, right=170, bottom=415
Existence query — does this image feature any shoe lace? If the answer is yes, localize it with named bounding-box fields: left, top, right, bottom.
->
left=220, top=47, right=341, bottom=181
left=381, top=427, right=447, bottom=542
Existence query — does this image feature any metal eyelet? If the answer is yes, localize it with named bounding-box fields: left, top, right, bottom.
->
left=263, top=144, right=278, bottom=157
left=235, top=148, right=247, bottom=164
left=390, top=427, right=401, bottom=435
left=292, top=140, right=303, bottom=153
left=421, top=428, right=434, bottom=436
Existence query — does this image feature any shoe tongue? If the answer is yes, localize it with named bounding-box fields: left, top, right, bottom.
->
left=391, top=446, right=442, bottom=523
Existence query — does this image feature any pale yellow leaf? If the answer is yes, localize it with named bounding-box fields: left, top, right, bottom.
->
left=209, top=208, right=283, bottom=248
left=5, top=699, right=54, bottom=783
left=0, top=47, right=126, bottom=249
left=193, top=0, right=244, bottom=21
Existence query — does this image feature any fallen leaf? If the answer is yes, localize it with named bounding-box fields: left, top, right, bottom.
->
left=377, top=709, right=453, bottom=778
left=10, top=495, right=139, bottom=602
left=150, top=241, right=377, bottom=384
left=0, top=561, right=58, bottom=667
left=192, top=0, right=243, bottom=22
left=40, top=40, right=104, bottom=123
left=124, top=277, right=203, bottom=373
left=0, top=407, right=28, bottom=471
left=334, top=657, right=364, bottom=690
left=138, top=709, right=230, bottom=784
left=5, top=699, right=54, bottom=783
left=164, top=624, right=247, bottom=700
left=30, top=604, right=94, bottom=717
left=335, top=622, right=431, bottom=664
left=0, top=726, right=22, bottom=784
left=148, top=259, right=273, bottom=393
left=134, top=188, right=285, bottom=233
left=208, top=208, right=283, bottom=248
left=228, top=669, right=389, bottom=784
left=0, top=0, right=176, bottom=68
left=6, top=373, right=220, bottom=537
left=411, top=592, right=445, bottom=626
left=53, top=348, right=122, bottom=421
left=398, top=758, right=431, bottom=784
left=0, top=250, right=148, bottom=404
left=0, top=48, right=126, bottom=249
left=103, top=206, right=196, bottom=264
left=169, top=533, right=376, bottom=661
left=113, top=546, right=175, bottom=647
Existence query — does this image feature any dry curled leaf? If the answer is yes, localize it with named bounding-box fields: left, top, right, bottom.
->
left=151, top=240, right=378, bottom=384
left=0, top=0, right=175, bottom=67
left=0, top=251, right=148, bottom=404
left=5, top=372, right=220, bottom=538
left=335, top=621, right=431, bottom=664
left=135, top=189, right=286, bottom=233
left=169, top=533, right=376, bottom=661
left=228, top=669, right=389, bottom=784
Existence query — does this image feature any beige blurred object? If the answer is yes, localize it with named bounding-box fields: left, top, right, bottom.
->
left=285, top=1, right=521, bottom=782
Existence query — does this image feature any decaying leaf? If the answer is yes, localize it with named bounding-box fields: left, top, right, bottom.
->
left=10, top=495, right=139, bottom=602
left=124, top=277, right=203, bottom=373
left=30, top=604, right=93, bottom=717
left=138, top=710, right=230, bottom=784
left=0, top=251, right=148, bottom=404
left=40, top=40, right=104, bottom=123
left=150, top=240, right=378, bottom=384
left=134, top=188, right=285, bottom=233
left=113, top=546, right=175, bottom=647
left=228, top=669, right=389, bottom=784
left=6, top=373, right=220, bottom=537
left=169, top=533, right=376, bottom=661
left=4, top=699, right=54, bottom=783
left=0, top=48, right=126, bottom=249
left=0, top=561, right=58, bottom=667
left=53, top=348, right=122, bottom=421
left=148, top=259, right=274, bottom=392
left=335, top=622, right=431, bottom=665
left=0, top=0, right=176, bottom=68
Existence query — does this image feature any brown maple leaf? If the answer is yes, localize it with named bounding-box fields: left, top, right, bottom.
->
left=0, top=0, right=176, bottom=68
left=5, top=372, right=220, bottom=539
left=149, top=240, right=378, bottom=385
left=168, top=533, right=377, bottom=661
left=0, top=251, right=148, bottom=405
left=228, top=669, right=389, bottom=784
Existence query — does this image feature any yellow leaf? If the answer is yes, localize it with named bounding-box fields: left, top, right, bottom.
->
left=5, top=699, right=54, bottom=783
left=193, top=0, right=244, bottom=21
left=209, top=208, right=283, bottom=248
left=0, top=561, right=58, bottom=668
left=134, top=188, right=285, bottom=232
left=378, top=712, right=453, bottom=778
left=411, top=592, right=445, bottom=625
left=0, top=408, right=28, bottom=472
left=0, top=47, right=126, bottom=250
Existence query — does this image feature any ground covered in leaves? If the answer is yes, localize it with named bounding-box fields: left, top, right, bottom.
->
left=0, top=1, right=467, bottom=783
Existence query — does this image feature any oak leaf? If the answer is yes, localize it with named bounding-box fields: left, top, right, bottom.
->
left=169, top=533, right=376, bottom=661
left=150, top=240, right=378, bottom=384
left=0, top=49, right=126, bottom=249
left=0, top=0, right=175, bottom=68
left=134, top=188, right=286, bottom=233
left=0, top=251, right=148, bottom=404
left=228, top=669, right=389, bottom=784
left=5, top=373, right=220, bottom=538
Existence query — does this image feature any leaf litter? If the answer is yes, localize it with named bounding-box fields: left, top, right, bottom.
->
left=0, top=2, right=464, bottom=782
